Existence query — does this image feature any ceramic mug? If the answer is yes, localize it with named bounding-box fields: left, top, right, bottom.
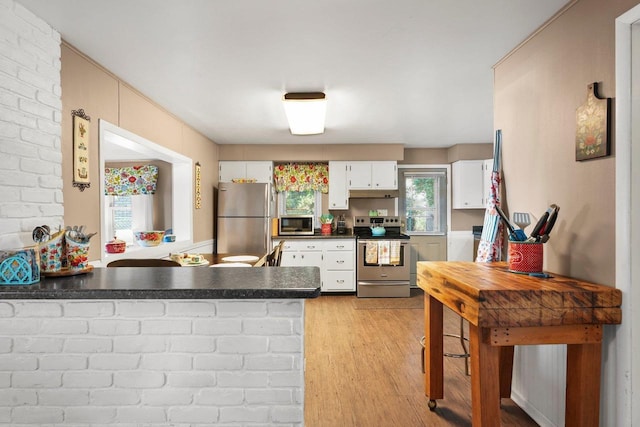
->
left=39, top=230, right=65, bottom=273
left=65, top=238, right=90, bottom=271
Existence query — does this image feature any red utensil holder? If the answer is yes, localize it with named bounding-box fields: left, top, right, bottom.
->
left=508, top=241, right=543, bottom=273
left=321, top=224, right=332, bottom=235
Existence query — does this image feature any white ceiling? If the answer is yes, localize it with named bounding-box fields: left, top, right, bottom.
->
left=17, top=0, right=568, bottom=148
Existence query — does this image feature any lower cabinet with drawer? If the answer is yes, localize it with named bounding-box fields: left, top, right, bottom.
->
left=277, top=239, right=355, bottom=292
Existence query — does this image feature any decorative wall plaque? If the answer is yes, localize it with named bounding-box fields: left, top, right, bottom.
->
left=575, top=82, right=611, bottom=161
left=195, top=162, right=202, bottom=209
left=71, top=109, right=91, bottom=191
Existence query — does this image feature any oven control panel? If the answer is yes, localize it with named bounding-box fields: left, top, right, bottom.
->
left=353, top=216, right=401, bottom=227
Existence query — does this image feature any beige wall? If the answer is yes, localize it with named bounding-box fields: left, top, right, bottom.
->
left=61, top=43, right=219, bottom=261
left=494, top=0, right=639, bottom=285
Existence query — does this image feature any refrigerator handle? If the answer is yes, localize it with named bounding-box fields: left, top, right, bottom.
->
left=264, top=217, right=269, bottom=252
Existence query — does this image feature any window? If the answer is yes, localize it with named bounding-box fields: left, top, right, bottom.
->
left=400, top=169, right=447, bottom=235
left=278, top=190, right=323, bottom=226
left=104, top=194, right=153, bottom=244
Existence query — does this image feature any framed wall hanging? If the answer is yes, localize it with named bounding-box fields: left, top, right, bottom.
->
left=575, top=82, right=611, bottom=161
left=71, top=109, right=91, bottom=191
left=195, top=162, right=202, bottom=209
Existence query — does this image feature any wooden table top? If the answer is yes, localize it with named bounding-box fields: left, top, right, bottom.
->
left=417, top=261, right=622, bottom=328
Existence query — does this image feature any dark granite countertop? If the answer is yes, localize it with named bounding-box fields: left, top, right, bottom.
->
left=0, top=267, right=321, bottom=300
left=275, top=230, right=355, bottom=239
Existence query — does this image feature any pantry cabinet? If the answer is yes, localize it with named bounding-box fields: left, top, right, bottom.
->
left=328, top=161, right=349, bottom=210
left=347, top=161, right=397, bottom=190
left=277, top=239, right=356, bottom=292
left=452, top=160, right=490, bottom=209
left=219, top=161, right=273, bottom=183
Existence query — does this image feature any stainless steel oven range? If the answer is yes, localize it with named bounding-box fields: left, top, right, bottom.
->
left=353, top=216, right=410, bottom=298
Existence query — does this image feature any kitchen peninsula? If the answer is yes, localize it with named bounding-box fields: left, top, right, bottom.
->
left=0, top=267, right=319, bottom=426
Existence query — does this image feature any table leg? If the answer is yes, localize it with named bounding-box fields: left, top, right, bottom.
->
left=565, top=342, right=602, bottom=427
left=499, top=346, right=514, bottom=399
left=424, top=294, right=443, bottom=403
left=469, top=324, right=501, bottom=427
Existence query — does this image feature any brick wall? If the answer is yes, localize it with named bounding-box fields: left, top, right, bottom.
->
left=0, top=299, right=305, bottom=426
left=0, top=0, right=63, bottom=249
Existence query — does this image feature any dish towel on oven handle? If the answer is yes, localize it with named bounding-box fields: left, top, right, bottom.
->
left=365, top=241, right=378, bottom=264
left=378, top=241, right=390, bottom=265
left=389, top=241, right=401, bottom=265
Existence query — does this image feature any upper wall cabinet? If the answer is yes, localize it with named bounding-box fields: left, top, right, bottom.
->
left=347, top=161, right=397, bottom=190
left=219, top=161, right=273, bottom=183
left=328, top=161, right=349, bottom=210
left=452, top=160, right=492, bottom=209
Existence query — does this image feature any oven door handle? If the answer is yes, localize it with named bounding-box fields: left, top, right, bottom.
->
left=357, top=280, right=410, bottom=286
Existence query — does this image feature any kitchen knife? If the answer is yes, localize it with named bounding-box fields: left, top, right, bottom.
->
left=530, top=210, right=549, bottom=241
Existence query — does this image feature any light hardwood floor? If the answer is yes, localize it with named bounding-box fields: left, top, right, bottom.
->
left=304, top=289, right=539, bottom=427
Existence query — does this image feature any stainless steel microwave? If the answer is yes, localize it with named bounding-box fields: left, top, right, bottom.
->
left=279, top=215, right=314, bottom=235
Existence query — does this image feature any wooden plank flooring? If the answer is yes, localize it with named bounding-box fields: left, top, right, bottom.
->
left=304, top=288, right=539, bottom=426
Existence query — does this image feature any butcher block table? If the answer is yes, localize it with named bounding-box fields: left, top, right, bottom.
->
left=417, top=261, right=622, bottom=427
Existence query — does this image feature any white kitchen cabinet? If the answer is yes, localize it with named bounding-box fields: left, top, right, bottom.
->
left=347, top=161, right=397, bottom=190
left=277, top=238, right=356, bottom=292
left=482, top=158, right=493, bottom=206
left=452, top=160, right=485, bottom=209
left=219, top=161, right=273, bottom=183
left=328, top=161, right=349, bottom=210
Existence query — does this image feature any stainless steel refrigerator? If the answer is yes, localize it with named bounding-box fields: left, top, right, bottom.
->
left=217, top=182, right=274, bottom=254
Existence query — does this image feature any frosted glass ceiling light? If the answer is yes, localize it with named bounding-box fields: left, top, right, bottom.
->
left=282, top=92, right=326, bottom=135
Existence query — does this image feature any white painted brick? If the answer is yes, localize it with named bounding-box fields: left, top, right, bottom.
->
left=168, top=406, right=219, bottom=423
left=38, top=202, right=64, bottom=217
left=193, top=318, right=242, bottom=335
left=0, top=407, right=8, bottom=423
left=195, top=388, right=244, bottom=405
left=0, top=303, right=13, bottom=317
left=219, top=406, right=269, bottom=423
left=245, top=355, right=294, bottom=371
left=272, top=406, right=304, bottom=423
left=64, top=407, right=116, bottom=423
left=217, top=372, right=269, bottom=388
left=0, top=355, right=37, bottom=371
left=90, top=389, right=140, bottom=405
left=90, top=354, right=140, bottom=370
left=90, top=319, right=139, bottom=335
left=62, top=372, right=113, bottom=388
left=0, top=73, right=37, bottom=99
left=64, top=338, right=113, bottom=353
left=39, top=175, right=63, bottom=190
left=39, top=354, right=87, bottom=370
left=167, top=372, right=215, bottom=387
left=39, top=319, right=88, bottom=334
left=18, top=97, right=53, bottom=119
left=217, top=336, right=268, bottom=354
left=20, top=156, right=55, bottom=175
left=64, top=301, right=115, bottom=317
left=11, top=372, right=61, bottom=388
left=269, top=371, right=303, bottom=388
left=13, top=1, right=54, bottom=34
left=244, top=318, right=293, bottom=335
left=0, top=202, right=40, bottom=217
left=11, top=407, right=63, bottom=423
left=167, top=301, right=217, bottom=317
left=21, top=188, right=54, bottom=203
left=114, top=336, right=167, bottom=353
left=0, top=121, right=19, bottom=138
left=0, top=373, right=10, bottom=387
left=117, top=301, right=165, bottom=317
left=116, top=406, right=167, bottom=423
left=169, top=336, right=216, bottom=353
left=36, top=117, right=60, bottom=134
left=142, top=388, right=193, bottom=405
left=17, top=67, right=53, bottom=92
left=141, top=319, right=191, bottom=334
left=0, top=139, right=38, bottom=157
left=217, top=301, right=267, bottom=317
left=246, top=389, right=293, bottom=404
left=194, top=354, right=243, bottom=370
left=140, top=353, right=191, bottom=371
left=38, top=389, right=89, bottom=406
left=270, top=336, right=303, bottom=353
left=13, top=301, right=61, bottom=317
left=13, top=337, right=63, bottom=353
left=267, top=300, right=303, bottom=316
left=0, top=389, right=37, bottom=405
left=113, top=371, right=165, bottom=388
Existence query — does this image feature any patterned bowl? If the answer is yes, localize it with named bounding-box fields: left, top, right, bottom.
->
left=133, top=231, right=165, bottom=247
left=105, top=237, right=126, bottom=253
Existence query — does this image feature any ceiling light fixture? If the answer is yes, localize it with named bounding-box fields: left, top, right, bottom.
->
left=282, top=92, right=326, bottom=135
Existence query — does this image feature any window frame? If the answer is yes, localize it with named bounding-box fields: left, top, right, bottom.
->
left=278, top=190, right=323, bottom=228
left=398, top=165, right=451, bottom=236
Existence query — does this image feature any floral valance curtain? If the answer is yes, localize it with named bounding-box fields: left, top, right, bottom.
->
left=274, top=163, right=329, bottom=193
left=104, top=165, right=158, bottom=196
